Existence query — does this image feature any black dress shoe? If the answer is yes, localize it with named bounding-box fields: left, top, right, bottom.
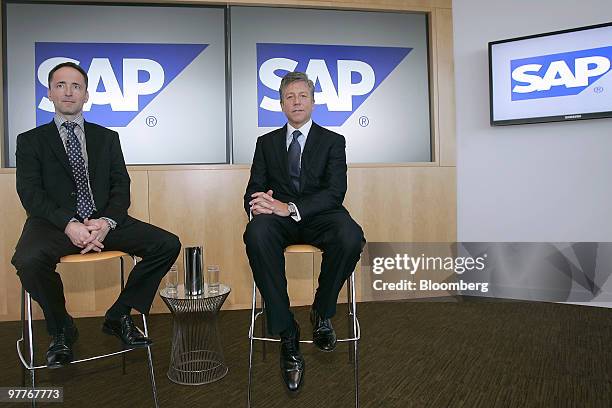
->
left=46, top=324, right=79, bottom=369
left=102, top=315, right=152, bottom=348
left=280, top=321, right=305, bottom=393
left=310, top=307, right=337, bottom=352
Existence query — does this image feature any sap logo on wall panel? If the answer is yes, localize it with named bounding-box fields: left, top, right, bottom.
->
left=511, top=46, right=612, bottom=101
left=257, top=43, right=412, bottom=127
left=35, top=42, right=207, bottom=127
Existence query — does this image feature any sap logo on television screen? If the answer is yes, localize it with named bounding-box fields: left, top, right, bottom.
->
left=35, top=42, right=207, bottom=127
left=257, top=43, right=411, bottom=127
left=510, top=46, right=612, bottom=101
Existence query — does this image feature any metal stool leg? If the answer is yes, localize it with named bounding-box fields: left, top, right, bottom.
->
left=247, top=282, right=257, bottom=408
left=347, top=275, right=355, bottom=363
left=120, top=257, right=126, bottom=375
left=21, top=286, right=26, bottom=387
left=142, top=315, right=159, bottom=408
left=260, top=296, right=267, bottom=361
left=26, top=291, right=36, bottom=407
left=349, top=272, right=359, bottom=408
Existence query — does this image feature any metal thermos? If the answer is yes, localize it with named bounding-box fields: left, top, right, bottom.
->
left=184, top=246, right=204, bottom=296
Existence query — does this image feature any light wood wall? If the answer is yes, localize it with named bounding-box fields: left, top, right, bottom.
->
left=0, top=0, right=455, bottom=321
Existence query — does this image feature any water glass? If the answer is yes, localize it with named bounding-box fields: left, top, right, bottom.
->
left=207, top=265, right=220, bottom=294
left=166, top=264, right=178, bottom=295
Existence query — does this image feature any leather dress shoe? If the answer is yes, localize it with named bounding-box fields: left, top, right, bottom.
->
left=279, top=321, right=305, bottom=393
left=310, top=307, right=337, bottom=352
left=46, top=323, right=79, bottom=369
left=102, top=314, right=152, bottom=348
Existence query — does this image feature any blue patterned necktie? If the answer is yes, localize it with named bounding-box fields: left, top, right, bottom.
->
left=63, top=122, right=94, bottom=219
left=288, top=130, right=302, bottom=192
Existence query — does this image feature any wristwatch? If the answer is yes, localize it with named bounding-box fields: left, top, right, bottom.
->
left=288, top=202, right=298, bottom=217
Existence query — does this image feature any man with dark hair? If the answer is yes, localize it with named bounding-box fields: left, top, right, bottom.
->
left=244, top=71, right=365, bottom=392
left=12, top=62, right=181, bottom=368
left=48, top=61, right=88, bottom=89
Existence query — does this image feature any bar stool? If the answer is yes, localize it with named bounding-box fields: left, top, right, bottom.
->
left=16, top=251, right=159, bottom=408
left=247, top=244, right=360, bottom=407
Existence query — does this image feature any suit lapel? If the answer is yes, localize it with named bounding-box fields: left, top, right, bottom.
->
left=273, top=125, right=291, bottom=186
left=84, top=121, right=100, bottom=183
left=45, top=121, right=72, bottom=177
left=299, top=122, right=323, bottom=190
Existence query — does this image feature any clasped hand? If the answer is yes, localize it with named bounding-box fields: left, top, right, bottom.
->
left=64, top=218, right=111, bottom=254
left=249, top=190, right=290, bottom=217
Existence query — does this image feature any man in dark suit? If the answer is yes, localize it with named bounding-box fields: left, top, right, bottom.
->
left=243, top=71, right=365, bottom=392
left=11, top=62, right=181, bottom=368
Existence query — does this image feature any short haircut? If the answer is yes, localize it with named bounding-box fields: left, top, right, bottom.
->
left=279, top=71, right=315, bottom=101
left=48, top=62, right=88, bottom=89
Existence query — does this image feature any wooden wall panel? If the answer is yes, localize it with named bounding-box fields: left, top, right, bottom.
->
left=435, top=8, right=457, bottom=167
left=0, top=174, right=27, bottom=318
left=345, top=166, right=456, bottom=242
left=0, top=165, right=456, bottom=321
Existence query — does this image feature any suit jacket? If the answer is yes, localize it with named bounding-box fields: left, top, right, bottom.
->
left=244, top=122, right=348, bottom=219
left=15, top=120, right=132, bottom=230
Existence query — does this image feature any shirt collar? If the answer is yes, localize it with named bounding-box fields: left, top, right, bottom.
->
left=54, top=113, right=85, bottom=132
left=286, top=119, right=312, bottom=141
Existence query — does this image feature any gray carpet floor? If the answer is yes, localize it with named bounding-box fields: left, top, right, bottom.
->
left=1, top=299, right=612, bottom=407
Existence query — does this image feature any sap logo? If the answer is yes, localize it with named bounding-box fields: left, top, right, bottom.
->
left=257, top=43, right=411, bottom=127
left=510, top=46, right=612, bottom=101
left=35, top=43, right=207, bottom=127
left=260, top=59, right=375, bottom=112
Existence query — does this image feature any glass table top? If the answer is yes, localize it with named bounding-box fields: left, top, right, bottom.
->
left=160, top=283, right=230, bottom=300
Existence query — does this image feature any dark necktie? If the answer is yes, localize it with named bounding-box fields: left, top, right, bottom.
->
left=63, top=122, right=94, bottom=219
left=288, top=130, right=302, bottom=192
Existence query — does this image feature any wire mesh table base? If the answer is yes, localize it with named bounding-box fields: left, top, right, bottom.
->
left=161, top=285, right=230, bottom=385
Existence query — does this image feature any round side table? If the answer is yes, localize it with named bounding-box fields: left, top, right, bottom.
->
left=160, top=283, right=231, bottom=385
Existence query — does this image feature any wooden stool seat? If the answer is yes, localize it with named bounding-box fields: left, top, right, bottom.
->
left=60, top=251, right=128, bottom=263
left=284, top=244, right=321, bottom=253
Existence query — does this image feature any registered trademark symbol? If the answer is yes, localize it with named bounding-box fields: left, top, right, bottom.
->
left=359, top=116, right=369, bottom=127
left=146, top=116, right=157, bottom=127
left=594, top=86, right=604, bottom=94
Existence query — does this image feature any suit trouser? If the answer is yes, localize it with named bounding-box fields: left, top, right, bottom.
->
left=11, top=216, right=181, bottom=335
left=243, top=209, right=365, bottom=335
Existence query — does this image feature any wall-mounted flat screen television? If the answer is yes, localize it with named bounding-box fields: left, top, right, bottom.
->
left=489, top=22, right=612, bottom=126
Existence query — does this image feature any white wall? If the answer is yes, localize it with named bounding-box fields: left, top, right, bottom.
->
left=454, top=0, right=612, bottom=242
